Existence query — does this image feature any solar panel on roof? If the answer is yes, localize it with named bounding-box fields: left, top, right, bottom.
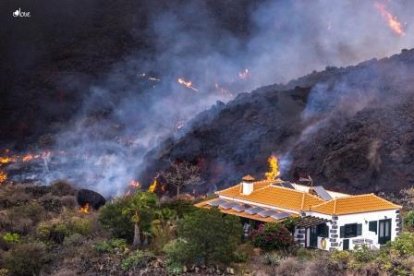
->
left=258, top=209, right=274, bottom=217
left=219, top=201, right=237, bottom=209
left=270, top=212, right=291, bottom=220
left=314, top=186, right=333, bottom=200
left=245, top=206, right=264, bottom=215
left=280, top=182, right=295, bottom=189
left=207, top=199, right=226, bottom=207
left=231, top=204, right=245, bottom=212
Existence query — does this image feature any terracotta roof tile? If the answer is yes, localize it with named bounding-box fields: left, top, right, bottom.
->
left=310, top=194, right=401, bottom=215
left=217, top=182, right=324, bottom=212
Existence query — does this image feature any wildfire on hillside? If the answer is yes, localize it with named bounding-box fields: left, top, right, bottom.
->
left=374, top=2, right=405, bottom=36
left=79, top=203, right=90, bottom=214
left=0, top=171, right=7, bottom=184
left=265, top=155, right=280, bottom=180
left=177, top=78, right=199, bottom=92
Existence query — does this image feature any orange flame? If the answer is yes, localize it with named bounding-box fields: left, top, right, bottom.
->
left=0, top=157, right=12, bottom=165
left=265, top=155, right=280, bottom=180
left=148, top=177, right=158, bottom=193
left=375, top=2, right=405, bottom=36
left=177, top=78, right=199, bottom=92
left=79, top=203, right=90, bottom=214
left=0, top=171, right=7, bottom=184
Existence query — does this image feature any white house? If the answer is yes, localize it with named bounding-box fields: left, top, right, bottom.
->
left=196, top=176, right=402, bottom=251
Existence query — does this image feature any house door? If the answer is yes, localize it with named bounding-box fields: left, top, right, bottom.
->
left=378, top=219, right=391, bottom=244
left=343, top=239, right=349, bottom=250
left=309, top=226, right=318, bottom=248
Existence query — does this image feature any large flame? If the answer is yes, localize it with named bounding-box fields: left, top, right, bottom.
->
left=148, top=176, right=158, bottom=193
left=177, top=78, right=199, bottom=92
left=79, top=203, right=90, bottom=214
left=265, top=155, right=280, bottom=180
left=0, top=171, right=7, bottom=184
left=375, top=2, right=405, bottom=36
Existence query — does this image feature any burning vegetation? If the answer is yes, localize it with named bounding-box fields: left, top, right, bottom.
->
left=148, top=176, right=158, bottom=193
left=79, top=203, right=91, bottom=214
left=0, top=170, right=7, bottom=184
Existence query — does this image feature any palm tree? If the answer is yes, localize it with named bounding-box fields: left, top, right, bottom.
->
left=122, top=191, right=157, bottom=248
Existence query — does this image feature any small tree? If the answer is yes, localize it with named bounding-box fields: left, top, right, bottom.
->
left=251, top=223, right=294, bottom=251
left=122, top=191, right=157, bottom=248
left=161, top=160, right=203, bottom=196
left=167, top=208, right=242, bottom=265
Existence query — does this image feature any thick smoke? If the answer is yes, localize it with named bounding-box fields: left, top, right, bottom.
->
left=42, top=0, right=414, bottom=196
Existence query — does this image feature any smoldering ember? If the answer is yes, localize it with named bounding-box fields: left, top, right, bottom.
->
left=1, top=1, right=414, bottom=275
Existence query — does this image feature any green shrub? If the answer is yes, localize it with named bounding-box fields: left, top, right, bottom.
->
left=7, top=202, right=44, bottom=224
left=95, top=239, right=127, bottom=254
left=174, top=208, right=242, bottom=265
left=163, top=239, right=192, bottom=265
left=67, top=217, right=93, bottom=236
left=98, top=198, right=134, bottom=242
left=390, top=232, right=414, bottom=256
left=63, top=233, right=85, bottom=247
left=3, top=242, right=49, bottom=275
left=233, top=243, right=255, bottom=263
left=251, top=223, right=294, bottom=251
left=2, top=232, right=20, bottom=244
left=404, top=211, right=414, bottom=230
left=39, top=194, right=63, bottom=213
left=161, top=199, right=197, bottom=218
left=352, top=245, right=378, bottom=263
left=295, top=247, right=315, bottom=261
left=330, top=249, right=351, bottom=270
left=121, top=250, right=155, bottom=271
left=36, top=222, right=68, bottom=244
left=165, top=261, right=183, bottom=275
left=282, top=217, right=300, bottom=233
left=262, top=252, right=282, bottom=266
left=150, top=208, right=177, bottom=253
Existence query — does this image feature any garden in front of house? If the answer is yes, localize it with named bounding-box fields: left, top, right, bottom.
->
left=1, top=182, right=414, bottom=275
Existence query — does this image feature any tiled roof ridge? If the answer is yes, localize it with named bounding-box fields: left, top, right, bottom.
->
left=369, top=193, right=402, bottom=208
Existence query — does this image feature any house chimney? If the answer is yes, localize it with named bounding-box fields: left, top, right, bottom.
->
left=241, top=175, right=255, bottom=195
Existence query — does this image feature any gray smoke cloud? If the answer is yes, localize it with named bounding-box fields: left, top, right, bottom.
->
left=43, top=0, right=414, bottom=196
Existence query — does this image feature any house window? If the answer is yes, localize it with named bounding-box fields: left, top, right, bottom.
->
left=340, top=223, right=362, bottom=238
left=317, top=223, right=329, bottom=238
left=369, top=221, right=378, bottom=234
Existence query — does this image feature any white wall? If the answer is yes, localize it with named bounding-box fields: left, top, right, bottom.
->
left=335, top=209, right=399, bottom=250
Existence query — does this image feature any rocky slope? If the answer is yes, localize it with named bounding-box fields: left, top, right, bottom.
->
left=141, top=49, right=414, bottom=194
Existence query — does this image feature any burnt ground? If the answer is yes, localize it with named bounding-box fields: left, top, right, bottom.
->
left=2, top=1, right=414, bottom=195
left=141, top=49, right=414, bottom=194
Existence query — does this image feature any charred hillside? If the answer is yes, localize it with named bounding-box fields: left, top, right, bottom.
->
left=141, top=49, right=414, bottom=194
